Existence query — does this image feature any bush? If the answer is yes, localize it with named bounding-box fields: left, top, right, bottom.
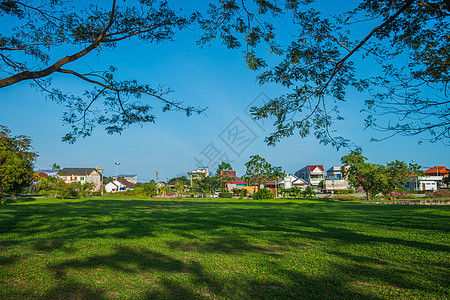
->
left=426, top=190, right=450, bottom=198
left=335, top=189, right=354, bottom=194
left=252, top=189, right=274, bottom=200
left=91, top=191, right=101, bottom=197
left=233, top=189, right=249, bottom=199
left=396, top=191, right=416, bottom=199
left=332, top=194, right=361, bottom=201
left=218, top=192, right=233, bottom=198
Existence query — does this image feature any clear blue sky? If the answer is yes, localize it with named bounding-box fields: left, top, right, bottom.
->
left=1, top=0, right=448, bottom=181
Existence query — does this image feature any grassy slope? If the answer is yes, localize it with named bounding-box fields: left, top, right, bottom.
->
left=0, top=196, right=449, bottom=299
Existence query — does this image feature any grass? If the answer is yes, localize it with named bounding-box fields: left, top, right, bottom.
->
left=0, top=195, right=449, bottom=299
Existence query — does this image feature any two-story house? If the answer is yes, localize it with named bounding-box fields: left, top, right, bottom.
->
left=295, top=165, right=325, bottom=186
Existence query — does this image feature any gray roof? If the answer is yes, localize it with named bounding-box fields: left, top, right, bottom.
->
left=60, top=168, right=99, bottom=175
left=118, top=174, right=137, bottom=178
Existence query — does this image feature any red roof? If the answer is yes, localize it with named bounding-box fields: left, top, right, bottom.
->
left=36, top=172, right=48, bottom=178
left=220, top=170, right=246, bottom=185
left=424, top=166, right=449, bottom=175
left=308, top=165, right=324, bottom=172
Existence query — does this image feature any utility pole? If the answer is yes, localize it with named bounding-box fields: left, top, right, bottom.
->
left=115, top=162, right=120, bottom=179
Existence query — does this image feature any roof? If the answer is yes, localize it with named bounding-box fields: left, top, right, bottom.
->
left=36, top=172, right=48, bottom=178
left=308, top=165, right=324, bottom=172
left=220, top=171, right=246, bottom=185
left=118, top=174, right=137, bottom=178
left=424, top=166, right=449, bottom=175
left=60, top=168, right=100, bottom=175
left=116, top=178, right=135, bottom=189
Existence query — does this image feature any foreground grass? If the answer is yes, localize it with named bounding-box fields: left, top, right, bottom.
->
left=0, top=196, right=449, bottom=299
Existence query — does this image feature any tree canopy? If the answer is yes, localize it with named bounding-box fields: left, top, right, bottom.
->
left=200, top=0, right=449, bottom=147
left=0, top=125, right=37, bottom=201
left=0, top=0, right=204, bottom=143
left=341, top=150, right=420, bottom=200
left=1, top=0, right=448, bottom=146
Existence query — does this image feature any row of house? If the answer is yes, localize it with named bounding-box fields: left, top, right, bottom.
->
left=190, top=164, right=450, bottom=193
left=37, top=168, right=137, bottom=193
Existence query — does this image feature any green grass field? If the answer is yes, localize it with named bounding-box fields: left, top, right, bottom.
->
left=0, top=196, right=449, bottom=299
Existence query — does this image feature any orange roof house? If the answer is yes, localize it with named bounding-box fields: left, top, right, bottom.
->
left=424, top=166, right=449, bottom=177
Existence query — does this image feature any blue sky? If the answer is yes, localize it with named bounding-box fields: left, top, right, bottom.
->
left=1, top=0, right=449, bottom=181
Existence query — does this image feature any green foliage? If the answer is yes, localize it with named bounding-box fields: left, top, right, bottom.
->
left=335, top=189, right=355, bottom=194
left=201, top=0, right=450, bottom=146
left=302, top=186, right=316, bottom=199
left=244, top=155, right=273, bottom=191
left=341, top=150, right=416, bottom=200
left=134, top=181, right=157, bottom=197
left=0, top=125, right=37, bottom=202
left=168, top=176, right=190, bottom=186
left=192, top=175, right=221, bottom=197
left=233, top=188, right=249, bottom=199
left=35, top=176, right=95, bottom=199
left=288, top=186, right=304, bottom=198
left=331, top=194, right=361, bottom=201
left=0, top=1, right=205, bottom=142
left=218, top=192, right=233, bottom=198
left=252, top=188, right=274, bottom=200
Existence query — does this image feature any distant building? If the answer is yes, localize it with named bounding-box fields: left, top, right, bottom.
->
left=279, top=174, right=308, bottom=189
left=220, top=170, right=246, bottom=191
left=36, top=169, right=58, bottom=178
left=327, top=166, right=344, bottom=179
left=58, top=168, right=102, bottom=192
left=295, top=165, right=325, bottom=186
left=323, top=179, right=349, bottom=193
left=105, top=178, right=135, bottom=193
left=405, top=166, right=449, bottom=191
left=117, top=174, right=138, bottom=184
left=190, top=167, right=209, bottom=183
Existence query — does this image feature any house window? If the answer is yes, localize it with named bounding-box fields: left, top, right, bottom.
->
left=74, top=176, right=77, bottom=180
left=80, top=177, right=85, bottom=181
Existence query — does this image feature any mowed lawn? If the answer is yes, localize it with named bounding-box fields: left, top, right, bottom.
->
left=0, top=196, right=449, bottom=299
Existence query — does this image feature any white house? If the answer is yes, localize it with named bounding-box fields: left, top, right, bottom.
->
left=279, top=174, right=309, bottom=189
left=105, top=178, right=135, bottom=193
left=58, top=168, right=103, bottom=192
left=295, top=165, right=325, bottom=186
left=117, top=174, right=138, bottom=184
left=406, top=166, right=449, bottom=191
left=190, top=167, right=209, bottom=183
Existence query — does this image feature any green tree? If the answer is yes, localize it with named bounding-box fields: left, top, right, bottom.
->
left=201, top=0, right=449, bottom=146
left=174, top=182, right=185, bottom=198
left=0, top=0, right=204, bottom=143
left=341, top=150, right=416, bottom=200
left=0, top=125, right=37, bottom=202
left=302, top=186, right=316, bottom=199
left=243, top=155, right=273, bottom=192
left=193, top=175, right=221, bottom=198
left=216, top=161, right=233, bottom=191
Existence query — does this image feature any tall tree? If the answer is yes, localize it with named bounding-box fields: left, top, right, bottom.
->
left=0, top=0, right=204, bottom=142
left=243, top=155, right=272, bottom=191
left=0, top=125, right=37, bottom=202
left=201, top=0, right=450, bottom=147
left=341, top=150, right=417, bottom=200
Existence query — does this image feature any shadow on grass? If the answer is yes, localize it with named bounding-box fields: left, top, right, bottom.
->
left=0, top=198, right=448, bottom=298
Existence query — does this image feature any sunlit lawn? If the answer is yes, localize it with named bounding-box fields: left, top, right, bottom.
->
left=0, top=195, right=449, bottom=299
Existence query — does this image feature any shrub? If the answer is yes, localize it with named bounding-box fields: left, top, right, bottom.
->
left=426, top=190, right=450, bottom=198
left=233, top=189, right=249, bottom=199
left=252, top=189, right=274, bottom=200
left=218, top=192, right=233, bottom=198
left=336, top=189, right=354, bottom=194
left=332, top=194, right=360, bottom=201
left=396, top=191, right=416, bottom=199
